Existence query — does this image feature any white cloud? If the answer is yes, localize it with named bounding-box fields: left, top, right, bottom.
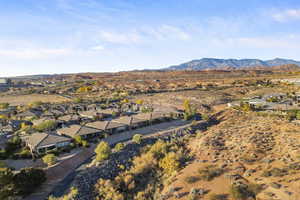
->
left=145, top=25, right=190, bottom=41
left=98, top=30, right=142, bottom=44
left=211, top=35, right=300, bottom=49
left=97, top=25, right=190, bottom=45
left=0, top=48, right=71, bottom=59
left=90, top=45, right=105, bottom=51
left=271, top=9, right=300, bottom=22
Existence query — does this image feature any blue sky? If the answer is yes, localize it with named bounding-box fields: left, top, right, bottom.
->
left=1, top=0, right=300, bottom=76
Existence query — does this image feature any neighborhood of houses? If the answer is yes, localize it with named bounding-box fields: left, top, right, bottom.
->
left=0, top=101, right=183, bottom=158
left=229, top=92, right=300, bottom=115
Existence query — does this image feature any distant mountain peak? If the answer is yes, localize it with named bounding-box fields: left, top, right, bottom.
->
left=165, top=58, right=300, bottom=71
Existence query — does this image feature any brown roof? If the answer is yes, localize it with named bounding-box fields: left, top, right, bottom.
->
left=25, top=132, right=71, bottom=149
left=112, top=116, right=132, bottom=125
left=57, top=124, right=101, bottom=137
left=78, top=110, right=98, bottom=117
left=58, top=114, right=80, bottom=121
left=86, top=121, right=126, bottom=131
left=134, top=112, right=167, bottom=121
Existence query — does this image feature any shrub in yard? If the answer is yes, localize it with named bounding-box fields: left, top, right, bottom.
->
left=114, top=143, right=125, bottom=152
left=15, top=148, right=32, bottom=159
left=95, top=141, right=111, bottom=162
left=82, top=140, right=89, bottom=148
left=0, top=103, right=9, bottom=109
left=132, top=134, right=142, bottom=144
left=42, top=154, right=57, bottom=166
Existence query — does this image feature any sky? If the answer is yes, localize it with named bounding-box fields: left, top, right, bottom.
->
left=1, top=0, right=300, bottom=76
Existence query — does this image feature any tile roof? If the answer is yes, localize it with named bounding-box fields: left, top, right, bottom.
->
left=25, top=132, right=71, bottom=149
left=57, top=124, right=101, bottom=137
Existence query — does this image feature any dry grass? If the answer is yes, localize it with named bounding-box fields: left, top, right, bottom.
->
left=0, top=94, right=70, bottom=105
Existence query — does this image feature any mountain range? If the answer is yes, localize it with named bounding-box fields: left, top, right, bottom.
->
left=165, top=58, right=300, bottom=71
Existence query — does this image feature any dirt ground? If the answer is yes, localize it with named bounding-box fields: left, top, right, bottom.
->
left=162, top=109, right=300, bottom=200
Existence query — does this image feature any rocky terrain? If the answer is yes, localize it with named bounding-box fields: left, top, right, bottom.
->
left=162, top=109, right=300, bottom=200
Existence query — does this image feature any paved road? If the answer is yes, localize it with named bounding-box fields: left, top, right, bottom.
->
left=25, top=120, right=191, bottom=200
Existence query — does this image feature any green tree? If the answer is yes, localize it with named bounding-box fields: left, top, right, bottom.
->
left=34, top=120, right=57, bottom=132
left=42, top=154, right=57, bottom=166
left=13, top=168, right=46, bottom=195
left=95, top=141, right=111, bottom=162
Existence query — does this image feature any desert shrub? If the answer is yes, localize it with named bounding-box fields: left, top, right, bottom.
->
left=198, top=165, right=223, bottom=181
left=288, top=163, right=300, bottom=170
left=148, top=139, right=168, bottom=159
left=183, top=99, right=197, bottom=120
left=132, top=134, right=143, bottom=144
left=184, top=176, right=200, bottom=184
left=262, top=168, right=288, bottom=177
left=239, top=102, right=255, bottom=112
left=114, top=143, right=125, bottom=152
left=159, top=152, right=180, bottom=175
left=247, top=183, right=264, bottom=196
left=42, top=154, right=57, bottom=166
left=28, top=101, right=43, bottom=108
left=95, top=141, right=111, bottom=162
left=188, top=188, right=198, bottom=200
left=229, top=184, right=255, bottom=200
left=132, top=152, right=156, bottom=175
left=95, top=179, right=124, bottom=200
left=209, top=193, right=228, bottom=200
left=48, top=187, right=78, bottom=200
left=13, top=168, right=46, bottom=195
left=73, top=98, right=83, bottom=103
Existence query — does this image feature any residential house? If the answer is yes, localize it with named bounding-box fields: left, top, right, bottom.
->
left=57, top=114, right=80, bottom=126
left=135, top=112, right=169, bottom=124
left=16, top=110, right=42, bottom=120
left=112, top=115, right=148, bottom=129
left=57, top=124, right=101, bottom=139
left=78, top=110, right=103, bottom=119
left=86, top=120, right=127, bottom=135
left=24, top=132, right=71, bottom=154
